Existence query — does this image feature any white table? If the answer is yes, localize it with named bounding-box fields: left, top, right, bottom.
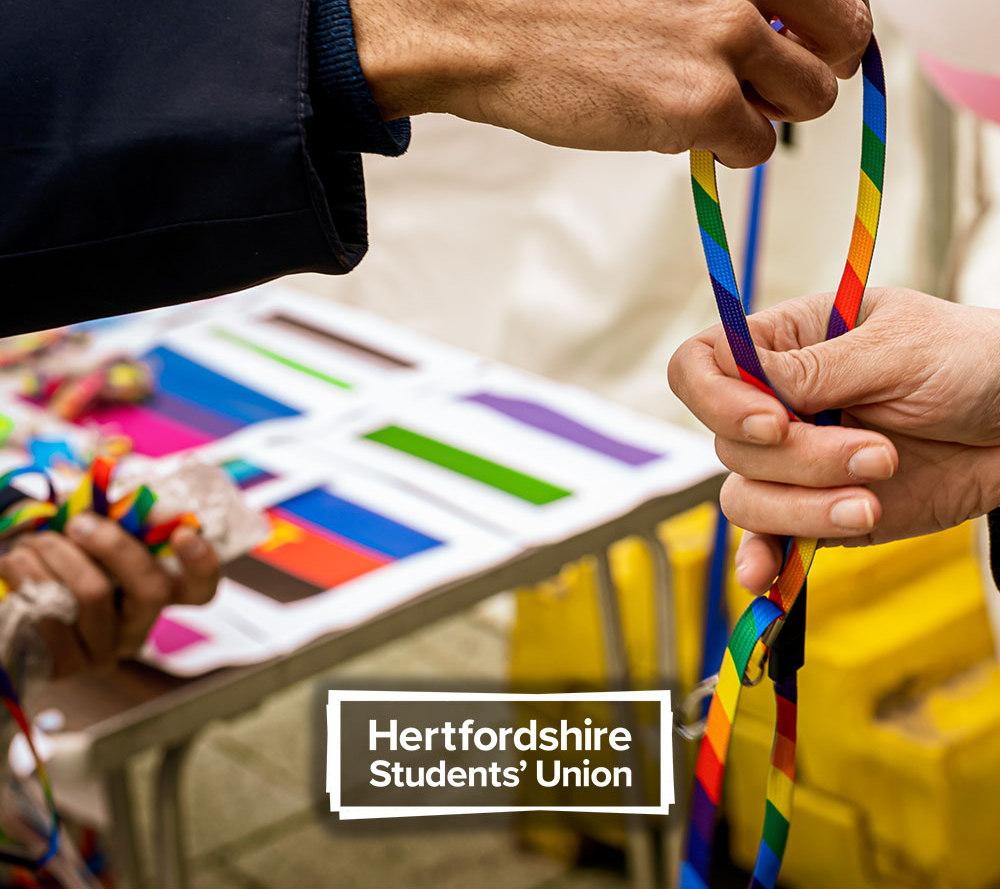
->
left=38, top=474, right=723, bottom=889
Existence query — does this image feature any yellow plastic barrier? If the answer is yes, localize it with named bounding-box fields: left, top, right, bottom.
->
left=511, top=509, right=1000, bottom=887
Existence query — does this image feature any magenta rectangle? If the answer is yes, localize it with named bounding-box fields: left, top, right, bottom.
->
left=83, top=404, right=214, bottom=456
left=148, top=615, right=209, bottom=655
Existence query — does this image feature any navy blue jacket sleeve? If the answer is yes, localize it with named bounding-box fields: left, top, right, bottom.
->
left=0, top=0, right=404, bottom=335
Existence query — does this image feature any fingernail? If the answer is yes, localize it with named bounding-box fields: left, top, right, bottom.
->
left=734, top=557, right=750, bottom=587
left=847, top=445, right=894, bottom=480
left=829, top=498, right=875, bottom=533
left=174, top=528, right=208, bottom=560
left=66, top=513, right=98, bottom=541
left=742, top=413, right=781, bottom=444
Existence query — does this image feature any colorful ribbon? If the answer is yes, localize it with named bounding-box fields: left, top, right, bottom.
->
left=680, top=37, right=886, bottom=889
left=0, top=454, right=198, bottom=870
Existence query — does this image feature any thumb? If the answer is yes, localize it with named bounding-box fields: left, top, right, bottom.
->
left=757, top=326, right=902, bottom=417
left=171, top=527, right=220, bottom=606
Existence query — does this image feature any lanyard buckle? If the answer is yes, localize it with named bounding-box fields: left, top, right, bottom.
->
left=675, top=675, right=719, bottom=740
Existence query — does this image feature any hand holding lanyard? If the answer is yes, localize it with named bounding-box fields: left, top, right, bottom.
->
left=680, top=36, right=886, bottom=889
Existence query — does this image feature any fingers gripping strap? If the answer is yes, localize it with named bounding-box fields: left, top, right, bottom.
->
left=0, top=456, right=200, bottom=869
left=681, top=37, right=885, bottom=889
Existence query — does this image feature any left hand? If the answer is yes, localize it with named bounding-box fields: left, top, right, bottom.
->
left=667, top=288, right=1000, bottom=594
left=0, top=514, right=219, bottom=677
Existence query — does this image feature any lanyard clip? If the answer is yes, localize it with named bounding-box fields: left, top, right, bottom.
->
left=766, top=586, right=807, bottom=683
left=675, top=674, right=719, bottom=740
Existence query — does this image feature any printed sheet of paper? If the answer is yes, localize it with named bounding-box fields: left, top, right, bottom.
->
left=0, top=327, right=312, bottom=462
left=3, top=283, right=485, bottom=463
left=63, top=285, right=486, bottom=460
left=305, top=366, right=722, bottom=546
left=141, top=445, right=518, bottom=676
left=226, top=287, right=485, bottom=397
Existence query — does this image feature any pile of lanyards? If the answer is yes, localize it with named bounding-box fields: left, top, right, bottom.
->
left=0, top=325, right=152, bottom=422
left=0, top=334, right=192, bottom=883
left=0, top=455, right=199, bottom=875
left=679, top=34, right=886, bottom=889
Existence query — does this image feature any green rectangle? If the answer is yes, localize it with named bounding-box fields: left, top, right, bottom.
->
left=860, top=124, right=885, bottom=190
left=363, top=425, right=572, bottom=505
left=212, top=328, right=352, bottom=389
left=692, top=178, right=727, bottom=250
left=762, top=800, right=790, bottom=855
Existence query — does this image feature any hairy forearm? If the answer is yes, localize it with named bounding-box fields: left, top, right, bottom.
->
left=347, top=0, right=870, bottom=165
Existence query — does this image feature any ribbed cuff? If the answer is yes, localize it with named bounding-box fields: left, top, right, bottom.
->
left=309, top=0, right=411, bottom=157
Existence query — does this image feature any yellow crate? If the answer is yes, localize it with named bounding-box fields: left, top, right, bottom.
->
left=512, top=507, right=1000, bottom=886
left=730, top=660, right=1000, bottom=889
left=510, top=503, right=728, bottom=698
left=510, top=504, right=725, bottom=854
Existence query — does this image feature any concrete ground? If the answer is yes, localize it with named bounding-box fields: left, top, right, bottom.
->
left=127, top=598, right=634, bottom=889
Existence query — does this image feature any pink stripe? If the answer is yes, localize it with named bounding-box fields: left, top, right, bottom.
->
left=148, top=615, right=209, bottom=654
left=81, top=405, right=214, bottom=457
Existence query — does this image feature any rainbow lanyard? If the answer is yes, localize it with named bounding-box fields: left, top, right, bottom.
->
left=0, top=455, right=197, bottom=870
left=680, top=37, right=886, bottom=889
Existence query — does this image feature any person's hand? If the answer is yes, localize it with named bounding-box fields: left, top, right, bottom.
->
left=667, top=287, right=1000, bottom=592
left=349, top=0, right=872, bottom=167
left=0, top=515, right=219, bottom=677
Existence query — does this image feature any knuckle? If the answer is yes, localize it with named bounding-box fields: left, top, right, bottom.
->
left=87, top=519, right=125, bottom=552
left=811, top=69, right=839, bottom=117
left=725, top=3, right=763, bottom=45
left=844, top=2, right=873, bottom=58
left=783, top=347, right=821, bottom=399
left=666, top=347, right=689, bottom=396
left=718, top=474, right=747, bottom=526
left=141, top=575, right=172, bottom=608
left=2, top=548, right=34, bottom=576
left=31, top=531, right=63, bottom=552
left=725, top=121, right=775, bottom=169
left=693, top=76, right=741, bottom=127
left=74, top=574, right=113, bottom=604
left=714, top=437, right=739, bottom=472
left=744, top=126, right=776, bottom=167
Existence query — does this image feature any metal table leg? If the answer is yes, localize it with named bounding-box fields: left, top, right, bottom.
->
left=593, top=548, right=657, bottom=889
left=153, top=739, right=194, bottom=889
left=105, top=767, right=145, bottom=889
left=645, top=530, right=685, bottom=889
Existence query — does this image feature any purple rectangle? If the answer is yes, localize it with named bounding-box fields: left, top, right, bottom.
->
left=145, top=391, right=243, bottom=439
left=465, top=392, right=662, bottom=467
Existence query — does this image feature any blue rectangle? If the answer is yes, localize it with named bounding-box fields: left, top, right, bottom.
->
left=699, top=226, right=739, bottom=297
left=143, top=346, right=301, bottom=429
left=277, top=488, right=442, bottom=560
left=754, top=838, right=782, bottom=889
left=863, top=75, right=886, bottom=144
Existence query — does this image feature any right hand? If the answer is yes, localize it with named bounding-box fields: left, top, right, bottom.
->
left=350, top=0, right=872, bottom=167
left=0, top=515, right=219, bottom=677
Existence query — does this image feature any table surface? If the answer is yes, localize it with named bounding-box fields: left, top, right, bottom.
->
left=38, top=474, right=723, bottom=775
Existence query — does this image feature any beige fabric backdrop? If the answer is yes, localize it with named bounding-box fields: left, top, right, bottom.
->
left=291, top=23, right=935, bottom=427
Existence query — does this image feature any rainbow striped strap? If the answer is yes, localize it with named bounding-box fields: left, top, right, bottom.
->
left=0, top=456, right=197, bottom=562
left=680, top=36, right=885, bottom=888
